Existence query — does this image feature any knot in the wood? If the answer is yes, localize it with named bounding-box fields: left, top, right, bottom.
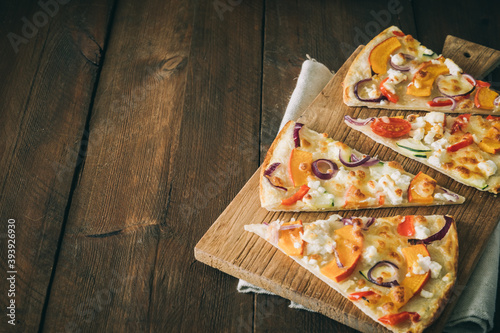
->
left=160, top=55, right=188, bottom=73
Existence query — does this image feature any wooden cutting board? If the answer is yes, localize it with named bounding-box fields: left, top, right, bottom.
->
left=195, top=36, right=500, bottom=333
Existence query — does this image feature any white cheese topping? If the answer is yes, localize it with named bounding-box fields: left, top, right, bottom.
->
left=424, top=112, right=445, bottom=124
left=414, top=224, right=431, bottom=240
left=378, top=175, right=403, bottom=205
left=430, top=138, right=448, bottom=151
left=420, top=289, right=434, bottom=298
left=412, top=254, right=442, bottom=278
left=390, top=53, right=405, bottom=66
left=444, top=58, right=462, bottom=76
left=411, top=128, right=425, bottom=141
left=362, top=245, right=379, bottom=266
left=477, top=160, right=497, bottom=178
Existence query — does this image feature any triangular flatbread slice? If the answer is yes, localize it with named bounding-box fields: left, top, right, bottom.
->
left=245, top=214, right=458, bottom=333
left=345, top=112, right=500, bottom=193
left=343, top=26, right=500, bottom=114
left=260, top=121, right=464, bottom=210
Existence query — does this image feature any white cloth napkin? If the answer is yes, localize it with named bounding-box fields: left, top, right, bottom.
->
left=239, top=57, right=500, bottom=332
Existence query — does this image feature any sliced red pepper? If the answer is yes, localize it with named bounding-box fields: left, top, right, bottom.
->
left=451, top=114, right=471, bottom=134
left=392, top=30, right=405, bottom=37
left=348, top=291, right=376, bottom=301
left=380, top=77, right=399, bottom=103
left=487, top=115, right=500, bottom=121
left=476, top=80, right=491, bottom=88
left=427, top=99, right=453, bottom=107
left=397, top=215, right=415, bottom=237
left=281, top=185, right=309, bottom=206
left=379, top=312, right=420, bottom=326
left=446, top=133, right=474, bottom=152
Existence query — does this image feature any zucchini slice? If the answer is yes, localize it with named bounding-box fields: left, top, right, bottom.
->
left=396, top=138, right=432, bottom=153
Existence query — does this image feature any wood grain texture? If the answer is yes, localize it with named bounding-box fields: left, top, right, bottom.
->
left=40, top=0, right=263, bottom=332
left=0, top=1, right=114, bottom=331
left=196, top=37, right=500, bottom=333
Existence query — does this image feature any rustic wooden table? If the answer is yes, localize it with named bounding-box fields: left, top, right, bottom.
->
left=1, top=0, right=500, bottom=332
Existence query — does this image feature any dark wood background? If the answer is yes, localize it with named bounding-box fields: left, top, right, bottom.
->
left=0, top=0, right=499, bottom=332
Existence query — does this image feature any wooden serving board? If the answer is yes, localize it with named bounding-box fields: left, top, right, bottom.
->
left=195, top=36, right=500, bottom=333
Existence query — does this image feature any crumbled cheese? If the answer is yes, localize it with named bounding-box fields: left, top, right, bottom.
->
left=318, top=186, right=326, bottom=193
left=378, top=175, right=403, bottom=205
left=424, top=112, right=445, bottom=124
left=411, top=128, right=425, bottom=141
left=414, top=224, right=431, bottom=239
left=444, top=58, right=462, bottom=76
left=355, top=286, right=371, bottom=292
left=423, top=124, right=443, bottom=145
left=380, top=99, right=388, bottom=105
left=477, top=160, right=497, bottom=178
left=308, top=180, right=321, bottom=190
left=442, top=275, right=450, bottom=282
left=428, top=150, right=444, bottom=168
left=362, top=245, right=379, bottom=266
left=420, top=289, right=434, bottom=298
left=387, top=68, right=407, bottom=83
left=293, top=242, right=301, bottom=249
left=412, top=254, right=442, bottom=278
left=391, top=53, right=405, bottom=66
left=411, top=117, right=426, bottom=130
left=363, top=86, right=380, bottom=99
left=414, top=80, right=422, bottom=89
left=430, top=138, right=448, bottom=151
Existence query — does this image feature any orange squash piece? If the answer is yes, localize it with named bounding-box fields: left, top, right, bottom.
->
left=288, top=148, right=312, bottom=186
left=320, top=225, right=363, bottom=282
left=475, top=87, right=499, bottom=110
left=398, top=244, right=431, bottom=306
left=278, top=220, right=305, bottom=256
left=369, top=36, right=402, bottom=75
left=343, top=185, right=370, bottom=208
left=479, top=126, right=500, bottom=154
left=407, top=62, right=449, bottom=97
left=408, top=172, right=437, bottom=204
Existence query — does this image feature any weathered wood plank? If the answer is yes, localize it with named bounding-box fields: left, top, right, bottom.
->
left=0, top=1, right=114, bottom=331
left=41, top=0, right=263, bottom=332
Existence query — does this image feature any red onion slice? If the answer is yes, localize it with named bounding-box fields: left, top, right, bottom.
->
left=279, top=224, right=302, bottom=230
left=312, top=159, right=338, bottom=180
left=462, top=73, right=477, bottom=87
left=354, top=78, right=387, bottom=103
left=494, top=96, right=500, bottom=107
left=438, top=188, right=460, bottom=202
left=344, top=115, right=375, bottom=126
left=409, top=215, right=453, bottom=245
left=365, top=217, right=375, bottom=228
left=339, top=150, right=370, bottom=167
left=367, top=261, right=400, bottom=288
left=264, top=162, right=287, bottom=191
left=431, top=96, right=457, bottom=111
left=264, top=162, right=280, bottom=176
left=389, top=53, right=414, bottom=72
left=293, top=123, right=304, bottom=148
left=333, top=248, right=344, bottom=268
left=351, top=154, right=380, bottom=167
